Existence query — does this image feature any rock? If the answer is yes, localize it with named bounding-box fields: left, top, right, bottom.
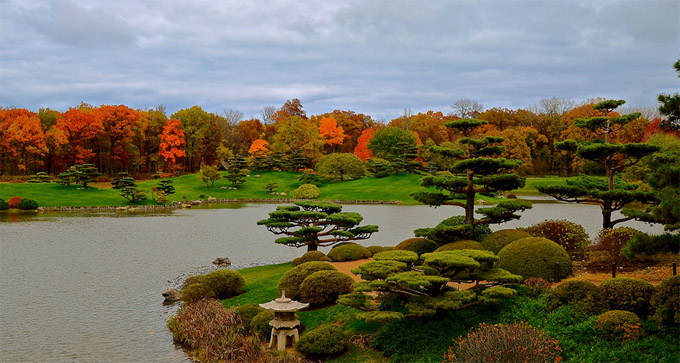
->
left=191, top=200, right=203, bottom=205
left=182, top=204, right=191, bottom=208
left=162, top=288, right=181, bottom=302
left=207, top=196, right=216, bottom=201
left=116, top=206, right=129, bottom=211
left=280, top=192, right=287, bottom=196
left=507, top=194, right=517, bottom=199
left=220, top=186, right=229, bottom=189
left=477, top=199, right=485, bottom=205
left=213, top=257, right=232, bottom=267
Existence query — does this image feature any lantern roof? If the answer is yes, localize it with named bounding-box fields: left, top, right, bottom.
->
left=259, top=291, right=309, bottom=312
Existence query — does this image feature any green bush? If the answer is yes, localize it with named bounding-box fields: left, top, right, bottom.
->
left=291, top=251, right=331, bottom=266
left=327, top=243, right=371, bottom=262
left=498, top=237, right=573, bottom=281
left=601, top=277, right=656, bottom=316
left=298, top=270, right=354, bottom=305
left=593, top=227, right=640, bottom=263
left=367, top=245, right=394, bottom=256
left=249, top=310, right=275, bottom=339
left=650, top=275, right=680, bottom=326
left=546, top=280, right=607, bottom=316
left=595, top=310, right=642, bottom=341
left=375, top=170, right=389, bottom=178
left=293, top=184, right=320, bottom=199
left=203, top=270, right=245, bottom=299
left=234, top=304, right=265, bottom=328
left=436, top=215, right=492, bottom=242
left=480, top=229, right=532, bottom=254
left=277, top=261, right=337, bottom=300
left=435, top=240, right=486, bottom=252
left=180, top=283, right=215, bottom=302
left=526, top=219, right=590, bottom=257
left=394, top=238, right=438, bottom=255
left=0, top=199, right=8, bottom=210
left=296, top=324, right=349, bottom=356
left=622, top=233, right=680, bottom=259
left=316, top=153, right=365, bottom=180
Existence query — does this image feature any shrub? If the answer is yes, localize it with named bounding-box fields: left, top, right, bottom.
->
left=296, top=324, right=349, bottom=356
left=249, top=310, right=275, bottom=339
left=375, top=170, right=389, bottom=178
left=16, top=198, right=38, bottom=210
left=180, top=283, right=215, bottom=302
left=480, top=229, right=532, bottom=254
left=593, top=227, right=640, bottom=263
left=650, top=275, right=680, bottom=326
left=435, top=240, right=486, bottom=252
left=523, top=278, right=552, bottom=297
left=526, top=219, right=590, bottom=257
left=394, top=238, right=438, bottom=255
left=293, top=184, right=320, bottom=199
left=622, top=232, right=680, bottom=259
left=316, top=153, right=365, bottom=180
left=600, top=277, right=655, bottom=316
left=291, top=251, right=331, bottom=266
left=367, top=245, right=394, bottom=256
left=298, top=270, right=354, bottom=305
left=498, top=237, right=573, bottom=281
left=327, top=243, right=371, bottom=262
left=595, top=310, right=642, bottom=341
left=0, top=199, right=8, bottom=210
left=8, top=196, right=22, bottom=209
left=277, top=261, right=337, bottom=300
left=546, top=281, right=607, bottom=316
left=180, top=270, right=245, bottom=302
left=436, top=215, right=492, bottom=242
left=234, top=304, right=265, bottom=328
left=443, top=321, right=561, bottom=363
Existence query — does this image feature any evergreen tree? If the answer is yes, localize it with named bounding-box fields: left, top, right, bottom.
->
left=112, top=173, right=147, bottom=204
left=156, top=179, right=175, bottom=196
left=657, top=59, right=680, bottom=132
left=199, top=164, right=222, bottom=189
left=225, top=155, right=248, bottom=187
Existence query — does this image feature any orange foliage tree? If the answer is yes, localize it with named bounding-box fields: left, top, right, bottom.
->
left=159, top=119, right=187, bottom=170
left=96, top=105, right=140, bottom=174
left=354, top=128, right=375, bottom=162
left=248, top=138, right=271, bottom=155
left=55, top=107, right=103, bottom=167
left=318, top=116, right=347, bottom=149
left=0, top=109, right=48, bottom=174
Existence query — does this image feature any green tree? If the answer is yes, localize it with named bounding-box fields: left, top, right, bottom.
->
left=365, top=158, right=391, bottom=177
left=199, top=164, right=222, bottom=189
left=412, top=119, right=531, bottom=241
left=225, top=155, right=248, bottom=187
left=112, top=173, right=147, bottom=204
left=538, top=100, right=661, bottom=229
left=257, top=201, right=378, bottom=252
left=657, top=59, right=680, bottom=131
left=68, top=163, right=100, bottom=188
left=316, top=153, right=365, bottom=180
left=156, top=179, right=175, bottom=196
left=367, top=127, right=417, bottom=160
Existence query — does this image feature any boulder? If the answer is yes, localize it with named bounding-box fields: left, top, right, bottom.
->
left=213, top=257, right=232, bottom=267
left=162, top=288, right=181, bottom=302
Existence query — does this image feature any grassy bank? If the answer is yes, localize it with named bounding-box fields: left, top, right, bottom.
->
left=0, top=171, right=552, bottom=208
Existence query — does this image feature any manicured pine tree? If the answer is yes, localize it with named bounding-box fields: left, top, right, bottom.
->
left=112, top=172, right=147, bottom=204
left=225, top=155, right=247, bottom=187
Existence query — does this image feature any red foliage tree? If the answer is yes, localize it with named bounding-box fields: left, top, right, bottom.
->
left=354, top=128, right=375, bottom=162
left=159, top=119, right=187, bottom=169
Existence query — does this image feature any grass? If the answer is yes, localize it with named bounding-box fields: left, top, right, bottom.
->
left=221, top=262, right=292, bottom=309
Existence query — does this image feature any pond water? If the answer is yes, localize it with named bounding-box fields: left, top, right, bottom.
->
left=0, top=202, right=663, bottom=362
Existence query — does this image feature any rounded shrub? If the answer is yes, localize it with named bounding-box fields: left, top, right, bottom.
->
left=277, top=261, right=337, bottom=300
left=526, top=219, right=590, bottom=257
left=435, top=240, right=486, bottom=252
left=180, top=282, right=214, bottom=302
left=394, top=238, right=438, bottom=255
left=17, top=198, right=38, bottom=210
left=498, top=237, right=572, bottom=281
left=291, top=251, right=331, bottom=266
left=367, top=245, right=394, bottom=256
left=546, top=280, right=607, bottom=316
left=234, top=304, right=265, bottom=328
left=594, top=227, right=640, bottom=263
left=327, top=243, right=371, bottom=262
left=0, top=199, right=9, bottom=210
left=650, top=275, right=680, bottom=326
left=293, top=184, right=320, bottom=199
left=316, top=153, right=365, bottom=180
left=595, top=310, right=642, bottom=341
left=203, top=269, right=245, bottom=300
left=600, top=277, right=655, bottom=316
left=480, top=229, right=532, bottom=254
left=249, top=310, right=275, bottom=339
left=436, top=215, right=492, bottom=242
left=296, top=324, right=349, bottom=356
left=8, top=196, right=22, bottom=209
left=298, top=270, right=354, bottom=305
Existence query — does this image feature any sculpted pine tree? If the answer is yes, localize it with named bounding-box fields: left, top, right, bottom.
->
left=412, top=119, right=531, bottom=241
left=538, top=100, right=661, bottom=229
left=257, top=201, right=378, bottom=252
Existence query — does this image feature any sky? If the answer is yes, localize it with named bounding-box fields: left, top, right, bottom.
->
left=1, top=0, right=678, bottom=121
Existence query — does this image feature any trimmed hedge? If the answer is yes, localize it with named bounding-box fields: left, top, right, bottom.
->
left=595, top=310, right=642, bottom=341
left=0, top=199, right=9, bottom=210
left=291, top=251, right=331, bottom=267
left=435, top=240, right=486, bottom=252
left=480, top=229, right=532, bottom=254
left=296, top=324, right=349, bottom=356
left=293, top=184, right=320, bottom=199
left=277, top=261, right=337, bottom=299
left=650, top=275, right=680, bottom=326
left=327, top=243, right=371, bottom=262
left=546, top=280, right=607, bottom=316
left=394, top=238, right=438, bottom=255
left=17, top=198, right=38, bottom=210
left=526, top=219, right=590, bottom=257
left=298, top=270, right=354, bottom=305
left=498, top=237, right=573, bottom=281
left=367, top=245, right=394, bottom=256
left=601, top=277, right=655, bottom=316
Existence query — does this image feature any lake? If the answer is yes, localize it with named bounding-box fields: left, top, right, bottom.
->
left=0, top=201, right=663, bottom=362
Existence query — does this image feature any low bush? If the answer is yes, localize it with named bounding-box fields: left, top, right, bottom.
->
left=443, top=321, right=562, bottom=363
left=498, top=237, right=573, bottom=281
left=249, top=310, right=275, bottom=339
left=277, top=261, right=337, bottom=300
left=8, top=196, right=22, bottom=209
left=526, top=219, right=590, bottom=258
left=367, top=245, right=394, bottom=256
left=394, top=238, right=438, bottom=255
left=593, top=227, right=640, bottom=263
left=435, top=240, right=486, bottom=252
left=622, top=233, right=680, bottom=259
left=546, top=280, right=607, bottom=316
left=180, top=283, right=214, bottom=302
left=296, top=324, right=349, bottom=356
left=601, top=277, right=655, bottom=316
left=234, top=303, right=265, bottom=328
left=595, top=310, right=642, bottom=341
left=523, top=277, right=552, bottom=297
left=327, top=243, right=371, bottom=262
left=180, top=270, right=245, bottom=302
left=0, top=199, right=8, bottom=210
left=650, top=275, right=680, bottom=326
left=291, top=251, right=331, bottom=267
left=480, top=229, right=532, bottom=254
left=293, top=184, right=320, bottom=199
left=298, top=270, right=354, bottom=305
left=436, top=215, right=492, bottom=242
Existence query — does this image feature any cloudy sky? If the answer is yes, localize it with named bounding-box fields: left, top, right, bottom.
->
left=1, top=0, right=678, bottom=121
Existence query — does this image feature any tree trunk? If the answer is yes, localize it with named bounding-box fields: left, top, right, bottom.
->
left=465, top=169, right=476, bottom=240
left=307, top=243, right=318, bottom=252
left=602, top=201, right=614, bottom=229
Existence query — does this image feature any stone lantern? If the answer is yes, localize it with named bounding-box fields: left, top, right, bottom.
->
left=259, top=291, right=309, bottom=350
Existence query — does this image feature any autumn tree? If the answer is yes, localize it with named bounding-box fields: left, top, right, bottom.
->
left=500, top=129, right=533, bottom=175
left=412, top=119, right=531, bottom=241
left=538, top=100, right=661, bottom=229
left=318, top=116, right=347, bottom=151
left=0, top=109, right=48, bottom=174
left=134, top=106, right=167, bottom=174
left=248, top=138, right=271, bottom=171
left=95, top=105, right=140, bottom=174
left=257, top=201, right=378, bottom=252
left=452, top=99, right=484, bottom=118
left=388, top=111, right=455, bottom=145
left=353, top=128, right=375, bottom=162
left=55, top=107, right=102, bottom=167
left=158, top=119, right=186, bottom=171
left=312, top=110, right=375, bottom=152
left=171, top=106, right=219, bottom=172
left=271, top=115, right=324, bottom=165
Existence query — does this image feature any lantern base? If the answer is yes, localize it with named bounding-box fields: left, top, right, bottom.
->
left=269, top=327, right=300, bottom=351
